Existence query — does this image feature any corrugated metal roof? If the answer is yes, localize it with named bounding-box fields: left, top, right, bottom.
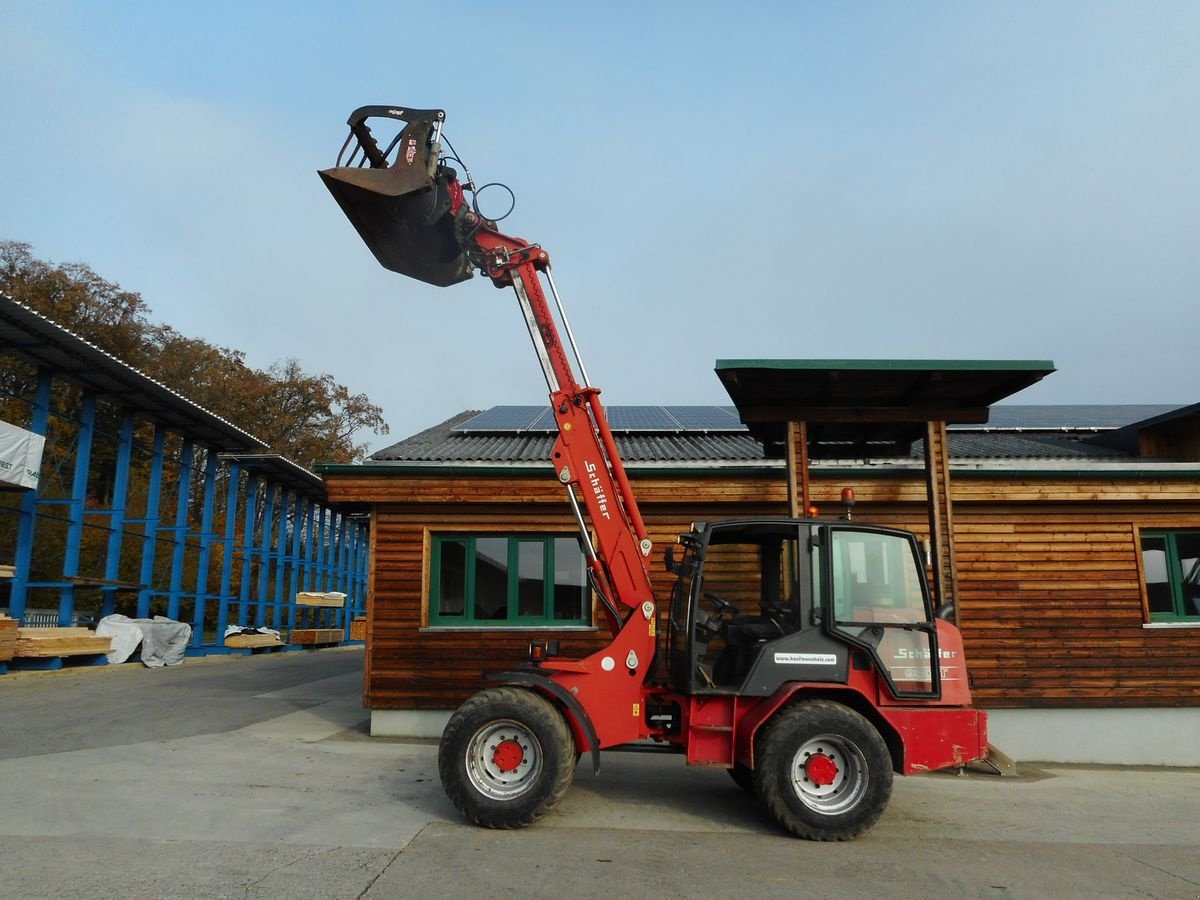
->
left=933, top=432, right=1129, bottom=460
left=371, top=411, right=767, bottom=464
left=371, top=405, right=1173, bottom=466
left=0, top=292, right=265, bottom=450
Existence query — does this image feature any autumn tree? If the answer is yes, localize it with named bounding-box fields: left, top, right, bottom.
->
left=0, top=240, right=388, bottom=466
left=1, top=241, right=151, bottom=365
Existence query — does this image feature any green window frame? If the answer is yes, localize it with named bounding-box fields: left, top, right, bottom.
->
left=429, top=534, right=590, bottom=627
left=1141, top=530, right=1200, bottom=622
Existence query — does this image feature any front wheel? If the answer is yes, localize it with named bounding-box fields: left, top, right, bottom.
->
left=438, top=686, right=576, bottom=829
left=754, top=700, right=893, bottom=841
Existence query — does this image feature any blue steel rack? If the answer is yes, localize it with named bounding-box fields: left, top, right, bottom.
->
left=0, top=294, right=369, bottom=664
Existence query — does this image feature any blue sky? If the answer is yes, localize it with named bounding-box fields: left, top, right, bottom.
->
left=2, top=1, right=1198, bottom=449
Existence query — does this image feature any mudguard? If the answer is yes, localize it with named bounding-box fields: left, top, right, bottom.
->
left=489, top=669, right=602, bottom=774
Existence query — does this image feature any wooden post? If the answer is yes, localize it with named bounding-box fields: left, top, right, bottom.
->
left=924, top=420, right=959, bottom=621
left=785, top=420, right=810, bottom=517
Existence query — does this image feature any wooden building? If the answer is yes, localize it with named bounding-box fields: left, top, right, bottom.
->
left=320, top=366, right=1200, bottom=766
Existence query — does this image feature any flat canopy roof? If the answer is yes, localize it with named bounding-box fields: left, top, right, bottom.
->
left=218, top=453, right=324, bottom=496
left=0, top=294, right=264, bottom=450
left=716, top=358, right=1056, bottom=457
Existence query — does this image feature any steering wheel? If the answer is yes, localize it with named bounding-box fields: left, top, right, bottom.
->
left=759, top=601, right=789, bottom=635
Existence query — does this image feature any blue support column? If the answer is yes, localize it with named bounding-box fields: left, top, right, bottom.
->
left=302, top=501, right=317, bottom=593
left=216, top=462, right=242, bottom=642
left=356, top=522, right=369, bottom=619
left=9, top=368, right=53, bottom=621
left=271, top=489, right=290, bottom=631
left=191, top=450, right=219, bottom=647
left=256, top=481, right=277, bottom=628
left=287, top=496, right=307, bottom=633
left=336, top=515, right=349, bottom=631
left=344, top=523, right=359, bottom=633
left=60, top=391, right=97, bottom=626
left=347, top=523, right=362, bottom=622
left=136, top=426, right=168, bottom=619
left=318, top=506, right=333, bottom=624
left=316, top=504, right=328, bottom=594
left=357, top=520, right=367, bottom=619
left=165, top=438, right=194, bottom=622
left=237, top=473, right=259, bottom=627
left=100, top=411, right=136, bottom=618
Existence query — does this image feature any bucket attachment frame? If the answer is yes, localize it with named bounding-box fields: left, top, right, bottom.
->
left=333, top=105, right=446, bottom=171
left=319, top=105, right=475, bottom=286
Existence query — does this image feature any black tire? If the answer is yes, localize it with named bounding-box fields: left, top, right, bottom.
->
left=754, top=700, right=893, bottom=841
left=728, top=762, right=756, bottom=795
left=438, top=686, right=576, bottom=829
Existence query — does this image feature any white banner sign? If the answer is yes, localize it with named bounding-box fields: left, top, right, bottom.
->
left=0, top=420, right=44, bottom=490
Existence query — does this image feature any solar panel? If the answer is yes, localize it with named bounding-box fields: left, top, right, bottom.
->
left=666, top=406, right=745, bottom=431
left=456, top=406, right=548, bottom=432
left=605, top=406, right=676, bottom=430
left=455, top=405, right=749, bottom=433
left=528, top=407, right=558, bottom=430
left=965, top=405, right=1181, bottom=431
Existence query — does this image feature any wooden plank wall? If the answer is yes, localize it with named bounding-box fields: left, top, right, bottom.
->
left=804, top=477, right=1200, bottom=708
left=956, top=501, right=1200, bottom=708
left=327, top=468, right=1200, bottom=711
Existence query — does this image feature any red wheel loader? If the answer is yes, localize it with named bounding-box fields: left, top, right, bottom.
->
left=320, top=105, right=988, bottom=841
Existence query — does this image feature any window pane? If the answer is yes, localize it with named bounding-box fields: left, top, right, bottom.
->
left=832, top=531, right=925, bottom=624
left=518, top=541, right=545, bottom=617
left=552, top=537, right=586, bottom=620
left=474, top=537, right=509, bottom=620
left=700, top=542, right=761, bottom=612
left=1173, top=533, right=1200, bottom=616
left=438, top=539, right=467, bottom=617
left=1141, top=535, right=1173, bottom=615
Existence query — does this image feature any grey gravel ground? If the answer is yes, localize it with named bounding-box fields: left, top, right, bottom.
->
left=1, top=648, right=1196, bottom=899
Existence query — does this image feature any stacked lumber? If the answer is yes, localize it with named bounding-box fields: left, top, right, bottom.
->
left=349, top=617, right=366, bottom=641
left=296, top=591, right=346, bottom=608
left=16, top=627, right=112, bottom=658
left=224, top=632, right=283, bottom=649
left=0, top=614, right=17, bottom=661
left=290, top=627, right=341, bottom=645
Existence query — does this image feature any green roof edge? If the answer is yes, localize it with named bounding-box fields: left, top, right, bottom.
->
left=317, top=462, right=1200, bottom=479
left=715, top=358, right=1056, bottom=373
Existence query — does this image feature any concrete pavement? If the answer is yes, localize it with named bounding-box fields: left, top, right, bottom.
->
left=1, top=648, right=1197, bottom=898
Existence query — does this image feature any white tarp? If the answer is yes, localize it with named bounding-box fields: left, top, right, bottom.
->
left=0, top=419, right=44, bottom=490
left=96, top=614, right=192, bottom=667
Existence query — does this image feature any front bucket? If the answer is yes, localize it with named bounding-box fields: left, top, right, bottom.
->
left=319, top=165, right=474, bottom=287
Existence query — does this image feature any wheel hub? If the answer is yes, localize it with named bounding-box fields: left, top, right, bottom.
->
left=804, top=752, right=839, bottom=787
left=789, top=732, right=870, bottom=815
left=492, top=738, right=526, bottom=773
left=464, top=719, right=544, bottom=800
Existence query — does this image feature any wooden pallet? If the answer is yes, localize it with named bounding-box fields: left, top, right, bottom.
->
left=290, top=628, right=342, bottom=646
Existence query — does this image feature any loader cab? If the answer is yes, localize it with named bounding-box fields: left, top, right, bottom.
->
left=665, top=519, right=942, bottom=701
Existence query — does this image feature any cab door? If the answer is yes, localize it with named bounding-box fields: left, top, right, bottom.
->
left=818, top=526, right=942, bottom=700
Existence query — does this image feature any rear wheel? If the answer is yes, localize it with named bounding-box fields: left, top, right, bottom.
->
left=754, top=700, right=892, bottom=841
left=438, top=686, right=576, bottom=829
